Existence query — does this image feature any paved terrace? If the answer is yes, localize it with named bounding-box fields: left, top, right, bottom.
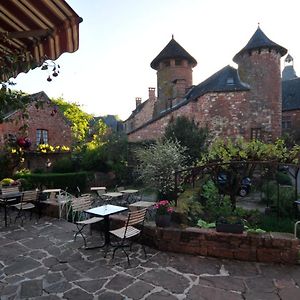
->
left=0, top=216, right=300, bottom=300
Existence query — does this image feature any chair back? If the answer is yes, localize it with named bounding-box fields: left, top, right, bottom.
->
left=1, top=186, right=19, bottom=195
left=22, top=190, right=38, bottom=203
left=71, top=195, right=93, bottom=222
left=71, top=195, right=93, bottom=213
left=126, top=208, right=147, bottom=227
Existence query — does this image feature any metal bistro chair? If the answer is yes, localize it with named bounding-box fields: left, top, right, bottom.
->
left=109, top=208, right=147, bottom=265
left=0, top=186, right=21, bottom=223
left=12, top=190, right=39, bottom=226
left=71, top=195, right=104, bottom=248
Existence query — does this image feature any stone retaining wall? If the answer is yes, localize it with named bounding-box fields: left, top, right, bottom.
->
left=143, top=224, right=300, bottom=264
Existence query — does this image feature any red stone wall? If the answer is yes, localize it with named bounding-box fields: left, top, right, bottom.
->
left=0, top=101, right=72, bottom=148
left=128, top=91, right=250, bottom=142
left=143, top=225, right=300, bottom=264
left=282, top=110, right=300, bottom=141
left=236, top=49, right=282, bottom=141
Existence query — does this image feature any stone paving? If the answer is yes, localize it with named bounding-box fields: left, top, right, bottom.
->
left=0, top=215, right=300, bottom=299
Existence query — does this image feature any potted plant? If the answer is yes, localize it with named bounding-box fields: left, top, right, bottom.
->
left=154, top=200, right=174, bottom=227
left=216, top=216, right=244, bottom=234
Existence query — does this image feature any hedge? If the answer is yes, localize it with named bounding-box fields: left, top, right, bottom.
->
left=15, top=172, right=88, bottom=193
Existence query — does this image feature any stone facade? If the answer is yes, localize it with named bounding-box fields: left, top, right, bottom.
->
left=125, top=27, right=287, bottom=143
left=0, top=91, right=72, bottom=171
left=282, top=110, right=300, bottom=141
left=0, top=93, right=72, bottom=148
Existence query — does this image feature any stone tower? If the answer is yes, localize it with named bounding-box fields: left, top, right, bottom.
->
left=233, top=26, right=287, bottom=141
left=150, top=36, right=197, bottom=116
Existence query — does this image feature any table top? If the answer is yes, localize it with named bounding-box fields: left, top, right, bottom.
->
left=85, top=204, right=127, bottom=217
left=103, top=192, right=123, bottom=197
left=90, top=187, right=106, bottom=191
left=43, top=189, right=61, bottom=193
left=120, top=189, right=139, bottom=194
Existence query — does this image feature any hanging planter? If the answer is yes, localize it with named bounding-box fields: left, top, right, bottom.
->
left=17, top=137, right=31, bottom=149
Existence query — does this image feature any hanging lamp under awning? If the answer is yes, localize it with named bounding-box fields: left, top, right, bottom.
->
left=0, top=0, right=83, bottom=81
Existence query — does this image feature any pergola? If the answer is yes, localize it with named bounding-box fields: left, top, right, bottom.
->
left=0, top=0, right=82, bottom=81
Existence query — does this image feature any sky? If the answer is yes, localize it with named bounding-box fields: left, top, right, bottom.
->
left=11, top=0, right=300, bottom=120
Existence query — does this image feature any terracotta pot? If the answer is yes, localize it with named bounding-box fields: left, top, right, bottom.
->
left=155, top=214, right=171, bottom=227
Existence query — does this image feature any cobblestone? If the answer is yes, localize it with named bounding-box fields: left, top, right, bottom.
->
left=0, top=216, right=299, bottom=299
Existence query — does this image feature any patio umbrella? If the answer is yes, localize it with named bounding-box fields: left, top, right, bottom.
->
left=0, top=0, right=83, bottom=82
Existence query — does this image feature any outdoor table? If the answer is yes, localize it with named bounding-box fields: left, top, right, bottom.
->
left=0, top=192, right=22, bottom=227
left=101, top=192, right=123, bottom=202
left=84, top=204, right=128, bottom=252
left=120, top=189, right=139, bottom=204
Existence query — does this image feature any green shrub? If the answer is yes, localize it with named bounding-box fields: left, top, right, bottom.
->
left=259, top=215, right=295, bottom=233
left=276, top=171, right=292, bottom=186
left=177, top=188, right=203, bottom=225
left=262, top=181, right=296, bottom=218
left=15, top=172, right=88, bottom=194
left=52, top=158, right=75, bottom=173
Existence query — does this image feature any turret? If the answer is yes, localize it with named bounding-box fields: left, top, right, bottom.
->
left=150, top=36, right=197, bottom=115
left=233, top=26, right=287, bottom=141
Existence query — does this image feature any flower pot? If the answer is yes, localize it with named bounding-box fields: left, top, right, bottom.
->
left=155, top=214, right=171, bottom=227
left=216, top=222, right=244, bottom=234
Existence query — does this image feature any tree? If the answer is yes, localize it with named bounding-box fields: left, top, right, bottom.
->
left=135, top=139, right=189, bottom=199
left=199, top=138, right=300, bottom=208
left=52, top=97, right=92, bottom=149
left=163, top=116, right=207, bottom=164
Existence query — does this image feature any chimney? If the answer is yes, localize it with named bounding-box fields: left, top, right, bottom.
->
left=148, top=87, right=156, bottom=101
left=135, top=97, right=142, bottom=107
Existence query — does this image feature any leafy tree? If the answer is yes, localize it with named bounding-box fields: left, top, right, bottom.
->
left=135, top=139, right=189, bottom=199
left=199, top=138, right=300, bottom=208
left=163, top=116, right=207, bottom=164
left=81, top=129, right=130, bottom=184
left=52, top=97, right=92, bottom=149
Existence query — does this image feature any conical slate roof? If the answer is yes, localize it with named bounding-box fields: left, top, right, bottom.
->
left=150, top=37, right=197, bottom=70
left=233, top=26, right=287, bottom=62
left=186, top=65, right=249, bottom=101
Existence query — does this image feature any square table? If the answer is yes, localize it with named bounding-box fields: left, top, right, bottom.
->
left=85, top=204, right=128, bottom=251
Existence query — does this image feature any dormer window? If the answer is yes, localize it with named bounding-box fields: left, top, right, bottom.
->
left=164, top=60, right=170, bottom=67
left=175, top=59, right=181, bottom=66
left=226, top=77, right=234, bottom=85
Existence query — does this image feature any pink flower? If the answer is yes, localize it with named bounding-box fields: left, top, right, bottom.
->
left=155, top=200, right=174, bottom=215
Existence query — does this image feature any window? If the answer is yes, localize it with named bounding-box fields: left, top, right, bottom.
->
left=164, top=60, right=170, bottom=67
left=175, top=59, right=181, bottom=66
left=226, top=77, right=234, bottom=85
left=36, top=129, right=48, bottom=145
left=282, top=116, right=292, bottom=129
left=250, top=128, right=262, bottom=140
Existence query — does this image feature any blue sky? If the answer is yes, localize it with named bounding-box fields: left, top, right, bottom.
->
left=12, top=0, right=300, bottom=120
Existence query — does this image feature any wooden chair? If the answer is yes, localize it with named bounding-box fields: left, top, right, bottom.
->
left=71, top=195, right=104, bottom=248
left=109, top=208, right=147, bottom=265
left=12, top=190, right=38, bottom=225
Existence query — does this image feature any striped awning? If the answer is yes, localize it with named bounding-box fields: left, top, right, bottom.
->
left=0, top=0, right=82, bottom=81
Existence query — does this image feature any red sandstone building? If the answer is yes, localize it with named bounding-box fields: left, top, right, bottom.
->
left=0, top=91, right=72, bottom=170
left=124, top=26, right=289, bottom=143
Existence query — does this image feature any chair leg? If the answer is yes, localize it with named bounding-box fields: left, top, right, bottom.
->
left=112, top=244, right=131, bottom=265
left=74, top=224, right=87, bottom=248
